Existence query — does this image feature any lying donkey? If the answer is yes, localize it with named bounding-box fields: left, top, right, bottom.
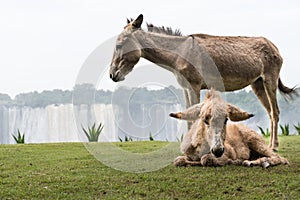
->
left=170, top=89, right=289, bottom=168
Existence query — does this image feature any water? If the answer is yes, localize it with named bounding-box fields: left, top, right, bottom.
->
left=0, top=104, right=186, bottom=144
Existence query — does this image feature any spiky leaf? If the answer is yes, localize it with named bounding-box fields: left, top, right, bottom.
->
left=82, top=123, right=104, bottom=142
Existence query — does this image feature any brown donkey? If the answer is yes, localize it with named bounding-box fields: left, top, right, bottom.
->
left=109, top=14, right=297, bottom=150
left=170, top=89, right=289, bottom=168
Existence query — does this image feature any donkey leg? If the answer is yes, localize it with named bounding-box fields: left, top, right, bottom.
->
left=243, top=156, right=289, bottom=168
left=264, top=155, right=289, bottom=167
left=247, top=128, right=275, bottom=157
left=243, top=157, right=268, bottom=167
left=184, top=160, right=202, bottom=166
left=174, top=156, right=202, bottom=167
left=185, top=88, right=200, bottom=130
left=243, top=128, right=273, bottom=167
left=262, top=77, right=280, bottom=151
left=184, top=89, right=191, bottom=109
left=184, top=89, right=193, bottom=130
left=251, top=79, right=272, bottom=145
left=200, top=154, right=240, bottom=166
left=251, top=78, right=271, bottom=119
left=189, top=86, right=200, bottom=106
left=245, top=131, right=289, bottom=167
left=174, top=156, right=189, bottom=167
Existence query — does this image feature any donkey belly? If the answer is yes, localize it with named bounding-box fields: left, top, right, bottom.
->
left=222, top=76, right=259, bottom=91
left=213, top=55, right=262, bottom=91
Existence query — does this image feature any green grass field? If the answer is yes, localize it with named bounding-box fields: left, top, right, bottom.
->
left=1, top=136, right=299, bottom=199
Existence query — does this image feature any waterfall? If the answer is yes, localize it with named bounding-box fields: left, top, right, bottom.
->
left=0, top=104, right=186, bottom=144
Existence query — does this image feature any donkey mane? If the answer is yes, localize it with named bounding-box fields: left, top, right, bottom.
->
left=146, top=23, right=183, bottom=36
left=127, top=18, right=182, bottom=36
left=201, top=91, right=227, bottom=120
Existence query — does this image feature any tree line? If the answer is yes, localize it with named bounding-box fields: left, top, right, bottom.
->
left=0, top=84, right=184, bottom=107
left=1, top=84, right=299, bottom=127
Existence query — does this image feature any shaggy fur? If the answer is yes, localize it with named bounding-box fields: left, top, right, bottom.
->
left=146, top=23, right=182, bottom=36
left=170, top=90, right=289, bottom=168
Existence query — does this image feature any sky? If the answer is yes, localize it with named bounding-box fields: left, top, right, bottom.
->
left=0, top=0, right=300, bottom=97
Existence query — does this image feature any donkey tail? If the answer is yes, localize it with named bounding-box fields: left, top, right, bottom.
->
left=278, top=78, right=298, bottom=100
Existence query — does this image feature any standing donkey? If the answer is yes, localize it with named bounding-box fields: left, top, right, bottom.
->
left=170, top=89, right=289, bottom=168
left=109, top=14, right=297, bottom=151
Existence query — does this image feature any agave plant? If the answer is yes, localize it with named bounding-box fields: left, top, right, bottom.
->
left=294, top=122, right=300, bottom=135
left=280, top=124, right=290, bottom=136
left=176, top=134, right=184, bottom=142
left=118, top=136, right=123, bottom=142
left=257, top=126, right=270, bottom=137
left=125, top=136, right=133, bottom=142
left=12, top=129, right=25, bottom=144
left=149, top=132, right=154, bottom=141
left=118, top=136, right=133, bottom=142
left=82, top=123, right=104, bottom=142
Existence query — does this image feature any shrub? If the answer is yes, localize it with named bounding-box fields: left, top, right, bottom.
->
left=118, top=136, right=133, bottom=142
left=280, top=124, right=290, bottom=136
left=257, top=126, right=270, bottom=137
left=149, top=132, right=154, bottom=141
left=176, top=134, right=184, bottom=142
left=294, top=123, right=300, bottom=135
left=118, top=137, right=123, bottom=142
left=12, top=129, right=25, bottom=144
left=125, top=136, right=133, bottom=142
left=82, top=123, right=104, bottom=142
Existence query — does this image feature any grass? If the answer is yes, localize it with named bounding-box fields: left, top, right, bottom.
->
left=0, top=136, right=300, bottom=199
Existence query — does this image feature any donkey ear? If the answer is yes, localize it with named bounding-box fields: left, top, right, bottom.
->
left=169, top=103, right=203, bottom=121
left=169, top=112, right=183, bottom=119
left=132, top=14, right=143, bottom=28
left=226, top=103, right=254, bottom=121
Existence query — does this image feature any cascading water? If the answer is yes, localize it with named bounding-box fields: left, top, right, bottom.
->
left=0, top=104, right=185, bottom=144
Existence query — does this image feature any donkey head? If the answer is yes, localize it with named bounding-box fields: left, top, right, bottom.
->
left=109, top=14, right=144, bottom=82
left=170, top=89, right=254, bottom=158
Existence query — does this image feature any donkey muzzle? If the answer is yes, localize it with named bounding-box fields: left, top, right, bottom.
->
left=211, top=146, right=224, bottom=158
left=110, top=69, right=124, bottom=82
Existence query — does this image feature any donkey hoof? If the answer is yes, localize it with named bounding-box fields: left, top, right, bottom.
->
left=262, top=161, right=270, bottom=168
left=243, top=160, right=253, bottom=167
left=269, top=145, right=278, bottom=152
left=174, top=157, right=187, bottom=167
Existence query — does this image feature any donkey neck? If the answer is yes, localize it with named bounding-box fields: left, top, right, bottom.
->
left=134, top=30, right=190, bottom=70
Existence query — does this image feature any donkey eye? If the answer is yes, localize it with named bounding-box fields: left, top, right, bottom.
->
left=116, top=44, right=122, bottom=50
left=204, top=119, right=209, bottom=125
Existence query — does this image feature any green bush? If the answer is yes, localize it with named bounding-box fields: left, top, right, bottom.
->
left=118, top=136, right=133, bottom=142
left=149, top=132, right=154, bottom=141
left=12, top=129, right=25, bottom=144
left=257, top=126, right=270, bottom=137
left=82, top=123, right=104, bottom=142
left=280, top=124, right=290, bottom=136
left=294, top=122, right=300, bottom=135
left=176, top=134, right=184, bottom=142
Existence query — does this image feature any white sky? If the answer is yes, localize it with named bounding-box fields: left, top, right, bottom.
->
left=0, top=0, right=299, bottom=97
